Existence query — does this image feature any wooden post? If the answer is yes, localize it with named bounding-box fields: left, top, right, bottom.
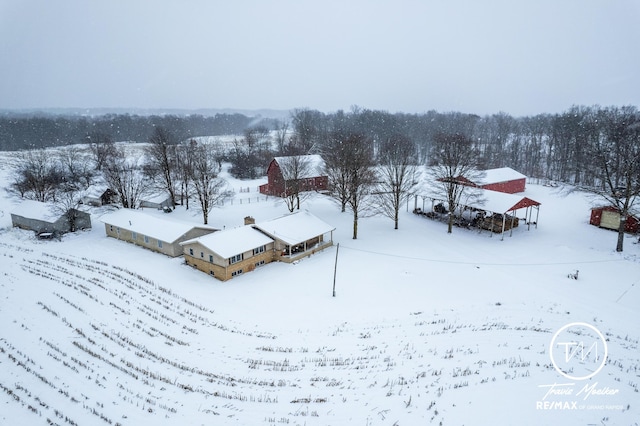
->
left=332, top=243, right=340, bottom=297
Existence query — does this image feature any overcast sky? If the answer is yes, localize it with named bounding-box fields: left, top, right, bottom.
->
left=1, top=0, right=638, bottom=117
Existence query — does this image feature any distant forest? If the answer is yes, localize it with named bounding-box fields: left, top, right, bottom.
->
left=1, top=104, right=639, bottom=184
left=0, top=112, right=270, bottom=151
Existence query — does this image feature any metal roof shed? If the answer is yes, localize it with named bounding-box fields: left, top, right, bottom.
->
left=463, top=189, right=541, bottom=239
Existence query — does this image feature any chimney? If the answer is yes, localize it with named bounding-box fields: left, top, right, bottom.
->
left=244, top=216, right=255, bottom=226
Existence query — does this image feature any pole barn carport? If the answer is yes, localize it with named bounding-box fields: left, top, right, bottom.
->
left=463, top=190, right=541, bottom=240
left=414, top=189, right=541, bottom=240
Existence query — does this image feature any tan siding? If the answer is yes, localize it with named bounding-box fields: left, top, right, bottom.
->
left=183, top=243, right=275, bottom=281
left=104, top=224, right=180, bottom=256
left=184, top=249, right=273, bottom=281
left=601, top=210, right=620, bottom=230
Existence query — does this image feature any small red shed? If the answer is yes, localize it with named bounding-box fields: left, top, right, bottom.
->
left=590, top=206, right=639, bottom=233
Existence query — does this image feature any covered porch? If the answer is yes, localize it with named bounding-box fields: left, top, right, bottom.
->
left=253, top=210, right=336, bottom=263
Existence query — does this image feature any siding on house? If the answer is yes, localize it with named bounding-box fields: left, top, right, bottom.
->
left=101, top=209, right=216, bottom=257
left=183, top=242, right=275, bottom=281
left=181, top=225, right=275, bottom=281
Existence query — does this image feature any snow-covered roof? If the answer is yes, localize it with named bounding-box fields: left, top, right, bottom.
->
left=181, top=225, right=274, bottom=259
left=100, top=209, right=211, bottom=243
left=254, top=210, right=335, bottom=245
left=274, top=155, right=325, bottom=180
left=11, top=199, right=60, bottom=222
left=476, top=167, right=526, bottom=185
left=141, top=192, right=171, bottom=204
left=463, top=188, right=540, bottom=213
left=82, top=185, right=110, bottom=199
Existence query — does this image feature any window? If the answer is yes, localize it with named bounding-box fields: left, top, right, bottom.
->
left=189, top=248, right=194, bottom=256
left=209, top=270, right=214, bottom=276
left=253, top=245, right=266, bottom=256
left=209, top=255, right=213, bottom=263
left=231, top=269, right=243, bottom=277
left=144, top=235, right=149, bottom=244
left=132, top=231, right=137, bottom=240
left=255, top=260, right=265, bottom=268
left=200, top=251, right=204, bottom=258
left=229, top=253, right=244, bottom=264
left=157, top=240, right=163, bottom=248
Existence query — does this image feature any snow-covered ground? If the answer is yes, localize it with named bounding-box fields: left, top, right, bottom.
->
left=0, top=149, right=639, bottom=425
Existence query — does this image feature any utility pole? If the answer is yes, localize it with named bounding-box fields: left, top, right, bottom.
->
left=332, top=243, right=339, bottom=297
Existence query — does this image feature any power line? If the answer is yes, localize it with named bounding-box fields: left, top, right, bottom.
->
left=339, top=245, right=625, bottom=267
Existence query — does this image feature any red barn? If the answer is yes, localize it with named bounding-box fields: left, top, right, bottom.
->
left=476, top=167, right=527, bottom=193
left=590, top=206, right=639, bottom=233
left=259, top=155, right=328, bottom=197
left=450, top=167, right=527, bottom=194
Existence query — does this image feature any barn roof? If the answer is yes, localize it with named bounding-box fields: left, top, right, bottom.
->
left=101, top=209, right=213, bottom=243
left=274, top=155, right=325, bottom=180
left=11, top=199, right=60, bottom=222
left=181, top=225, right=274, bottom=259
left=476, top=167, right=526, bottom=185
left=465, top=189, right=540, bottom=213
left=254, top=210, right=335, bottom=245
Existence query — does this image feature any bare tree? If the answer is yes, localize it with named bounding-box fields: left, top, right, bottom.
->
left=145, top=126, right=178, bottom=208
left=228, top=126, right=273, bottom=179
left=10, top=149, right=63, bottom=202
left=428, top=133, right=484, bottom=234
left=57, top=146, right=94, bottom=189
left=375, top=134, right=420, bottom=229
left=174, top=139, right=197, bottom=209
left=578, top=106, right=640, bottom=252
left=102, top=148, right=148, bottom=209
left=324, top=133, right=376, bottom=239
left=274, top=119, right=290, bottom=155
left=87, top=132, right=117, bottom=171
left=53, top=182, right=84, bottom=232
left=189, top=142, right=232, bottom=225
left=277, top=155, right=314, bottom=212
left=322, top=132, right=351, bottom=213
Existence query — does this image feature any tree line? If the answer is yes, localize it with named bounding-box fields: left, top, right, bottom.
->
left=0, top=112, right=268, bottom=151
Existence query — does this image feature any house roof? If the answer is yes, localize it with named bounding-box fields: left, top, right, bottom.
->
left=11, top=199, right=60, bottom=222
left=181, top=225, right=274, bottom=259
left=274, top=155, right=325, bottom=180
left=100, top=209, right=213, bottom=243
left=82, top=185, right=110, bottom=199
left=140, top=192, right=171, bottom=204
left=254, top=210, right=335, bottom=245
left=476, top=167, right=526, bottom=186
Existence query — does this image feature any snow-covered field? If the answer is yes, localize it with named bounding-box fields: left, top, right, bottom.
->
left=0, top=149, right=639, bottom=425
